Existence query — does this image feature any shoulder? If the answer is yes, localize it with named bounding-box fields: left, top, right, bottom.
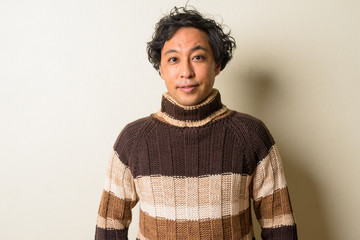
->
left=113, top=116, right=155, bottom=160
left=228, top=111, right=275, bottom=150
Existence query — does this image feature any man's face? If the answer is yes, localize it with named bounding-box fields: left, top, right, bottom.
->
left=159, top=27, right=221, bottom=106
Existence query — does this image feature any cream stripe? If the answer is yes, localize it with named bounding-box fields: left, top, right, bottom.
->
left=103, top=177, right=136, bottom=200
left=135, top=174, right=251, bottom=207
left=104, top=152, right=137, bottom=200
left=156, top=105, right=228, bottom=127
left=139, top=201, right=249, bottom=221
left=96, top=216, right=126, bottom=230
left=252, top=145, right=287, bottom=201
left=135, top=174, right=251, bottom=220
left=259, top=214, right=295, bottom=228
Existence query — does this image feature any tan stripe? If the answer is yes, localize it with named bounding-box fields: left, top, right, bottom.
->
left=153, top=109, right=233, bottom=126
left=164, top=88, right=218, bottom=110
left=136, top=232, right=148, bottom=240
left=156, top=105, right=228, bottom=127
left=138, top=208, right=253, bottom=240
left=97, top=190, right=136, bottom=227
left=96, top=215, right=125, bottom=230
left=211, top=109, right=233, bottom=121
left=135, top=174, right=251, bottom=220
left=252, top=145, right=287, bottom=201
left=259, top=214, right=295, bottom=228
left=253, top=187, right=293, bottom=219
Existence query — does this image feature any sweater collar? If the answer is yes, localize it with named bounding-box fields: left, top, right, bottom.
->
left=156, top=89, right=228, bottom=127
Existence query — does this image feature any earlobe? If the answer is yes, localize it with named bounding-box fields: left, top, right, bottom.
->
left=215, top=63, right=221, bottom=76
left=159, top=65, right=163, bottom=78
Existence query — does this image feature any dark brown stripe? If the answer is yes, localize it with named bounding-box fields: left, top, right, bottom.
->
left=261, top=225, right=298, bottom=240
left=133, top=115, right=271, bottom=178
left=95, top=227, right=128, bottom=240
left=113, top=109, right=275, bottom=178
left=139, top=208, right=252, bottom=240
left=113, top=115, right=155, bottom=168
left=98, top=190, right=136, bottom=221
left=161, top=91, right=223, bottom=121
left=253, top=187, right=293, bottom=219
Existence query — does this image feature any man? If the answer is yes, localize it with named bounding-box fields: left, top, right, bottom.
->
left=95, top=6, right=297, bottom=240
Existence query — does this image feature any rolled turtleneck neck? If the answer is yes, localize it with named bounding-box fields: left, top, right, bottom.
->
left=155, top=89, right=229, bottom=127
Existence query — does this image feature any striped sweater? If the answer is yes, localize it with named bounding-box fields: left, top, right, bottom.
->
left=95, top=89, right=297, bottom=239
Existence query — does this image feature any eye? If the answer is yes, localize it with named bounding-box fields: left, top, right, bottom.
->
left=168, top=57, right=178, bottom=63
left=193, top=55, right=204, bottom=61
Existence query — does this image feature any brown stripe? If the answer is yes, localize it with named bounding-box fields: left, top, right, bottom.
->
left=97, top=190, right=136, bottom=225
left=253, top=187, right=293, bottom=220
left=230, top=112, right=275, bottom=162
left=139, top=208, right=253, bottom=240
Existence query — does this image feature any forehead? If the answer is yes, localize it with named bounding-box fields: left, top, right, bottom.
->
left=161, top=27, right=212, bottom=53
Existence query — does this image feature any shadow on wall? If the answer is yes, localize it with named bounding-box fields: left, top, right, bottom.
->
left=228, top=69, right=333, bottom=240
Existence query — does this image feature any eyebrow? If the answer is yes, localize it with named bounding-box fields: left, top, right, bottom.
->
left=163, top=45, right=209, bottom=55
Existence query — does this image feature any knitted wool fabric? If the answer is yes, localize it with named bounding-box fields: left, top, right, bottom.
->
left=95, top=89, right=297, bottom=240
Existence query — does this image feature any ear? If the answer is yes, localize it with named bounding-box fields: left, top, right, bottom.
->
left=215, top=63, right=221, bottom=76
left=159, top=65, right=164, bottom=78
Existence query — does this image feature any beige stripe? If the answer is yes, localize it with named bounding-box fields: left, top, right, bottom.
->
left=164, top=88, right=218, bottom=110
left=252, top=145, right=287, bottom=201
left=253, top=187, right=293, bottom=219
left=135, top=174, right=251, bottom=220
left=156, top=105, right=228, bottom=127
left=139, top=208, right=253, bottom=240
left=259, top=214, right=295, bottom=228
left=96, top=215, right=126, bottom=230
left=136, top=232, right=148, bottom=240
left=104, top=151, right=137, bottom=200
left=242, top=233, right=255, bottom=240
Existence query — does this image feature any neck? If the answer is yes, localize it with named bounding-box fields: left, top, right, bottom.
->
left=155, top=89, right=229, bottom=127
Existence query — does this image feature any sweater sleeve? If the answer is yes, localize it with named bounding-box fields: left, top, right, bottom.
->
left=250, top=123, right=297, bottom=239
left=95, top=151, right=138, bottom=240
left=252, top=145, right=297, bottom=239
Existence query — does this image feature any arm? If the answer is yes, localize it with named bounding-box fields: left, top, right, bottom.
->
left=252, top=145, right=297, bottom=239
left=95, top=151, right=138, bottom=240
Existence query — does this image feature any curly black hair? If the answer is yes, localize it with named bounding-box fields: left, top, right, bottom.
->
left=147, top=6, right=236, bottom=72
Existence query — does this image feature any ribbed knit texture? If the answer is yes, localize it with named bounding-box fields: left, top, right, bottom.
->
left=95, top=89, right=297, bottom=240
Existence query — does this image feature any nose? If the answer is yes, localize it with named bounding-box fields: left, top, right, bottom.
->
left=180, top=59, right=194, bottom=78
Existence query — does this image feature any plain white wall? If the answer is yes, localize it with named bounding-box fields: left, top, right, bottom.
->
left=1, top=0, right=359, bottom=239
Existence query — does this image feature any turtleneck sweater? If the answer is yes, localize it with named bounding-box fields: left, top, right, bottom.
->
left=95, top=89, right=297, bottom=240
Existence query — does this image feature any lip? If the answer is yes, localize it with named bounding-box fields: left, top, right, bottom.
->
left=177, top=84, right=199, bottom=93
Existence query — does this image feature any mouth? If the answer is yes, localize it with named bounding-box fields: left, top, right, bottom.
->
left=177, top=84, right=199, bottom=93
